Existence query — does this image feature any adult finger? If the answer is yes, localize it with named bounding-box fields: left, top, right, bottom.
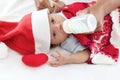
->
left=95, top=20, right=104, bottom=31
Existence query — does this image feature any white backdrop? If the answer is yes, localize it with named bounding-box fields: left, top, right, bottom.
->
left=0, top=0, right=120, bottom=80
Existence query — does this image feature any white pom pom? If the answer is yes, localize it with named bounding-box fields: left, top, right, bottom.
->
left=0, top=42, right=9, bottom=59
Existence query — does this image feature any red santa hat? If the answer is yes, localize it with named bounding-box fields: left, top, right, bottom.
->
left=0, top=9, right=50, bottom=67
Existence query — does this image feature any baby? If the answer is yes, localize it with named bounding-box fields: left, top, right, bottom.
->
left=0, top=1, right=119, bottom=67
left=35, top=0, right=119, bottom=66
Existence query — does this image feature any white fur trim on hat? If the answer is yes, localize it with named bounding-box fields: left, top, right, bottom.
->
left=31, top=9, right=50, bottom=54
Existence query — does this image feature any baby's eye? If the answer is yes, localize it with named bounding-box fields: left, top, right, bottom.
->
left=51, top=18, right=55, bottom=24
left=53, top=32, right=56, bottom=38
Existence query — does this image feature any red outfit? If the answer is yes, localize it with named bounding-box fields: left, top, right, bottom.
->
left=62, top=2, right=119, bottom=64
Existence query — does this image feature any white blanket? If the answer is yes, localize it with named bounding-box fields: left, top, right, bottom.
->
left=0, top=0, right=120, bottom=80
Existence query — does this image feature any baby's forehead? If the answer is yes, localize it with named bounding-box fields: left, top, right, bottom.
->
left=49, top=13, right=60, bottom=16
left=48, top=13, right=60, bottom=21
left=48, top=12, right=65, bottom=19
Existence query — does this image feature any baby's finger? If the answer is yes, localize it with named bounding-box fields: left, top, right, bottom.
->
left=50, top=54, right=60, bottom=60
left=52, top=4, right=60, bottom=12
left=49, top=61, right=60, bottom=67
left=56, top=50, right=63, bottom=57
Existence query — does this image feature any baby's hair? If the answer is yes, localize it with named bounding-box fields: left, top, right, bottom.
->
left=50, top=44, right=59, bottom=48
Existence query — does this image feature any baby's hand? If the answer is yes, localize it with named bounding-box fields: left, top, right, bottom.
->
left=49, top=51, right=71, bottom=67
left=51, top=1, right=65, bottom=12
left=34, top=0, right=53, bottom=12
left=34, top=0, right=65, bottom=13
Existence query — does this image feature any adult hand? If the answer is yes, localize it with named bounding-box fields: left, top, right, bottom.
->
left=76, top=4, right=105, bottom=31
left=51, top=0, right=65, bottom=12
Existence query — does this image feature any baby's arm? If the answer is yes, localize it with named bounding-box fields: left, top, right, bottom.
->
left=49, top=49, right=90, bottom=67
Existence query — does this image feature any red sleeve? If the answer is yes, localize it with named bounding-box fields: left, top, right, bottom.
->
left=62, top=2, right=89, bottom=19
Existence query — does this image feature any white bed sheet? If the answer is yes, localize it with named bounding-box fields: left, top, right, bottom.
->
left=0, top=0, right=120, bottom=80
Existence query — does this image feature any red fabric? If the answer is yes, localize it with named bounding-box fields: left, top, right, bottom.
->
left=62, top=2, right=119, bottom=64
left=62, top=2, right=89, bottom=19
left=0, top=21, right=18, bottom=41
left=101, top=44, right=119, bottom=62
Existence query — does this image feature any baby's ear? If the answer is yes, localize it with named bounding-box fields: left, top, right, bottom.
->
left=22, top=53, right=48, bottom=67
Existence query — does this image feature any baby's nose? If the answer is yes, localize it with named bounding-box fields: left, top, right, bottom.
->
left=57, top=23, right=63, bottom=31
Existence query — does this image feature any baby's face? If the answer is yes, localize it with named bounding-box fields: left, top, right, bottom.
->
left=48, top=13, right=68, bottom=45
